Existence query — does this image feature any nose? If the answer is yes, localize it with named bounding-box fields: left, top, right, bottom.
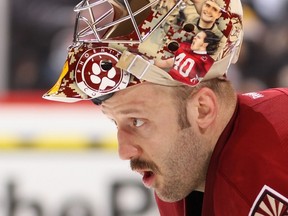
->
left=117, top=129, right=141, bottom=160
left=204, top=5, right=212, bottom=13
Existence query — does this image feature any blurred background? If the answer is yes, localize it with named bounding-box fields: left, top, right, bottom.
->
left=0, top=0, right=287, bottom=215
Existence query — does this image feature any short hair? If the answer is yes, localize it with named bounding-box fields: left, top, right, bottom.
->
left=204, top=0, right=222, bottom=13
left=203, top=30, right=221, bottom=55
left=172, top=78, right=235, bottom=129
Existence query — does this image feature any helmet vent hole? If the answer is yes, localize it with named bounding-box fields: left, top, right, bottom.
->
left=183, top=23, right=194, bottom=32
left=168, top=41, right=179, bottom=52
left=100, top=60, right=113, bottom=71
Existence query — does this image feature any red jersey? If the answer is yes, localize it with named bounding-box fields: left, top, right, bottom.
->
left=156, top=88, right=288, bottom=216
left=168, top=42, right=214, bottom=86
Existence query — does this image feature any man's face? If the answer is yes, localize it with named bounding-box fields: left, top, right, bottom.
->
left=201, top=0, right=222, bottom=24
left=101, top=83, right=211, bottom=202
left=191, top=31, right=207, bottom=51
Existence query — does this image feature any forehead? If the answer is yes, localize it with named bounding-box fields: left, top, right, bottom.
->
left=205, top=0, right=221, bottom=10
left=101, top=83, right=174, bottom=116
left=196, top=31, right=206, bottom=38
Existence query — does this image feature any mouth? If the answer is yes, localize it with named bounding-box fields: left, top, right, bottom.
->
left=135, top=170, right=156, bottom=188
left=130, top=159, right=159, bottom=188
left=203, top=11, right=212, bottom=18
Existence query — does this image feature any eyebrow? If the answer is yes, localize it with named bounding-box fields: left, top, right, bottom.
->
left=101, top=106, right=143, bottom=116
left=117, top=108, right=143, bottom=116
left=101, top=98, right=148, bottom=117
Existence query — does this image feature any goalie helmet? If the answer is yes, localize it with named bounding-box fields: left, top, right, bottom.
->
left=43, top=0, right=243, bottom=104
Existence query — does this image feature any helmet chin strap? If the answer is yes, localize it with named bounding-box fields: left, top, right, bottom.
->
left=116, top=50, right=182, bottom=87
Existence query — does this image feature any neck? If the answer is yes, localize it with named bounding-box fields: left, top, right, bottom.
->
left=198, top=19, right=214, bottom=30
left=199, top=93, right=237, bottom=192
left=211, top=92, right=237, bottom=150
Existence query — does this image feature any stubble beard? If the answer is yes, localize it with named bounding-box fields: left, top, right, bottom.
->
left=155, top=127, right=211, bottom=202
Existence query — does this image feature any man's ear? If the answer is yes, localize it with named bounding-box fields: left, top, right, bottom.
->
left=188, top=87, right=218, bottom=130
left=216, top=11, right=222, bottom=20
left=203, top=42, right=209, bottom=50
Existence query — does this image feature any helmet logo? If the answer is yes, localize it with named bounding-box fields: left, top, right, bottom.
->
left=75, top=47, right=130, bottom=98
left=90, top=61, right=117, bottom=90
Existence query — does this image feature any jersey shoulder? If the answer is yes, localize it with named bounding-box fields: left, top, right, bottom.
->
left=239, top=88, right=288, bottom=111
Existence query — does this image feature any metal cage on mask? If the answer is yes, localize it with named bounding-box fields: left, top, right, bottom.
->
left=43, top=0, right=243, bottom=104
left=72, top=0, right=181, bottom=44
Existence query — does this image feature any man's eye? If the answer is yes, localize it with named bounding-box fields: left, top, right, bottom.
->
left=132, top=119, right=144, bottom=127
